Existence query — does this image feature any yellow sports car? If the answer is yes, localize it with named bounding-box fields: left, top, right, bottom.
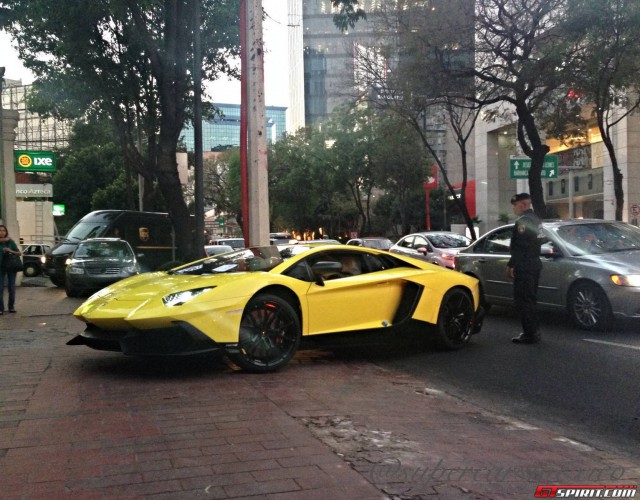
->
left=69, top=244, right=484, bottom=372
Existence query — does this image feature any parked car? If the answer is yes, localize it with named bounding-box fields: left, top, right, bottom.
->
left=454, top=219, right=640, bottom=330
left=65, top=238, right=140, bottom=297
left=69, top=243, right=484, bottom=371
left=301, top=239, right=342, bottom=245
left=20, top=243, right=52, bottom=277
left=210, top=238, right=245, bottom=249
left=270, top=232, right=297, bottom=245
left=346, top=237, right=393, bottom=250
left=390, top=232, right=472, bottom=269
left=204, top=244, right=234, bottom=256
left=43, top=210, right=178, bottom=287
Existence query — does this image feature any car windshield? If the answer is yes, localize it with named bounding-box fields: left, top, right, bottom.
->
left=75, top=241, right=133, bottom=259
left=172, top=246, right=288, bottom=275
left=555, top=222, right=640, bottom=256
left=426, top=234, right=471, bottom=248
left=364, top=239, right=392, bottom=250
left=65, top=222, right=109, bottom=241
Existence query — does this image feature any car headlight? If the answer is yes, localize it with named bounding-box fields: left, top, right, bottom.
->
left=611, top=274, right=640, bottom=287
left=69, top=266, right=85, bottom=274
left=123, top=265, right=137, bottom=273
left=162, top=287, right=215, bottom=307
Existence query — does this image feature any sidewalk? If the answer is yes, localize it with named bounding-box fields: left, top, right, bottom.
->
left=1, top=285, right=638, bottom=499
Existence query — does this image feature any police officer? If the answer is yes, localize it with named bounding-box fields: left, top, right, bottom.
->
left=507, top=193, right=542, bottom=344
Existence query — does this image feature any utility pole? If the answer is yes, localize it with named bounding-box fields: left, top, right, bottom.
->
left=0, top=67, right=5, bottom=223
left=243, top=0, right=270, bottom=246
left=193, top=0, right=205, bottom=255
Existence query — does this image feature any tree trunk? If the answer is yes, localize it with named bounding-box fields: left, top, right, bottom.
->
left=597, top=115, right=624, bottom=221
left=516, top=103, right=549, bottom=218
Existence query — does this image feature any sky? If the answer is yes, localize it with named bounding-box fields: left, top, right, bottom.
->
left=0, top=0, right=289, bottom=107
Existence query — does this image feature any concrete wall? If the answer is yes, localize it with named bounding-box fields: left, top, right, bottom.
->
left=1, top=109, right=21, bottom=242
left=16, top=201, right=56, bottom=244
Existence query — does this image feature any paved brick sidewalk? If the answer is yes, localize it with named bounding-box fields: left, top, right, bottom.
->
left=1, top=286, right=638, bottom=499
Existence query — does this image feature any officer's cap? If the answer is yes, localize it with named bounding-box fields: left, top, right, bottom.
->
left=511, top=193, right=531, bottom=204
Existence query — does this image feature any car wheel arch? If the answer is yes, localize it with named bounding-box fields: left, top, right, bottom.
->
left=251, top=285, right=302, bottom=323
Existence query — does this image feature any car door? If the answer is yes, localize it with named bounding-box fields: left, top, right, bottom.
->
left=412, top=235, right=434, bottom=263
left=394, top=235, right=419, bottom=259
left=303, top=251, right=405, bottom=335
left=470, top=226, right=514, bottom=303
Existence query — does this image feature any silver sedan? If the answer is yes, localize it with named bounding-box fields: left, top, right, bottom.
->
left=454, top=220, right=640, bottom=330
left=390, top=231, right=471, bottom=269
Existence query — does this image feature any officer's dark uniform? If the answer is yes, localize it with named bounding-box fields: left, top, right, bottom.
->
left=508, top=196, right=542, bottom=343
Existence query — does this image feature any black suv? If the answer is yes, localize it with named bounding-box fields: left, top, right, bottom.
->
left=20, top=243, right=52, bottom=277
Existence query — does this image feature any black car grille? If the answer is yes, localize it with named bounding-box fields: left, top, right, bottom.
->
left=87, top=267, right=122, bottom=275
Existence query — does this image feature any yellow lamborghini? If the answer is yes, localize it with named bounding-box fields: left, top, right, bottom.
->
left=69, top=244, right=484, bottom=372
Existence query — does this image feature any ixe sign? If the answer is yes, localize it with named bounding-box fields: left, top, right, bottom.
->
left=14, top=150, right=57, bottom=172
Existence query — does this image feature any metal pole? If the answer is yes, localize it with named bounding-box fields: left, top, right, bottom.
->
left=568, top=170, right=574, bottom=219
left=425, top=188, right=431, bottom=231
left=245, top=0, right=270, bottom=246
left=193, top=0, right=205, bottom=255
left=0, top=67, right=5, bottom=223
left=240, top=0, right=249, bottom=246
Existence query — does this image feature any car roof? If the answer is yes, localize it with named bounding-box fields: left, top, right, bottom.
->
left=80, top=237, right=124, bottom=243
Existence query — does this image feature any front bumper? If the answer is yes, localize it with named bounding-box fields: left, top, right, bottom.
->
left=67, top=321, right=224, bottom=356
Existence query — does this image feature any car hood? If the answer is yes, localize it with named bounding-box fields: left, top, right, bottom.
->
left=98, top=270, right=265, bottom=302
left=576, top=250, right=640, bottom=273
left=72, top=258, right=133, bottom=265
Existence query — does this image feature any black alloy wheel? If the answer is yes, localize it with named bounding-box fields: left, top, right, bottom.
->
left=434, top=288, right=475, bottom=350
left=229, top=294, right=301, bottom=372
left=568, top=282, right=612, bottom=331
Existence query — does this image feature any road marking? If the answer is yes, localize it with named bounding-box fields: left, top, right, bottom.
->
left=583, top=339, right=640, bottom=351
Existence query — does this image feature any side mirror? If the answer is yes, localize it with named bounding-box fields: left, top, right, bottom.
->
left=417, top=247, right=431, bottom=254
left=540, top=244, right=557, bottom=257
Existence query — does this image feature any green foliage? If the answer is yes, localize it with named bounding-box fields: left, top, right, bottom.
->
left=52, top=142, right=126, bottom=234
left=2, top=0, right=241, bottom=257
left=92, top=172, right=138, bottom=212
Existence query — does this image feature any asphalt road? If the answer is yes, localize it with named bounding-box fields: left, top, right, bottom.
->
left=301, top=307, right=640, bottom=460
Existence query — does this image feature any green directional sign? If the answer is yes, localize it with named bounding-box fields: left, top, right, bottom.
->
left=509, top=155, right=558, bottom=179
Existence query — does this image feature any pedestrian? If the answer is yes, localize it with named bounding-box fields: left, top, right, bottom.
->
left=507, top=193, right=542, bottom=344
left=0, top=225, right=22, bottom=315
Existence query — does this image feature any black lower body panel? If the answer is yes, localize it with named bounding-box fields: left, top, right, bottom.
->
left=67, top=321, right=224, bottom=356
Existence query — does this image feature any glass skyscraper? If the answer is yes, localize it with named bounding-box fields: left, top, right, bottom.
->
left=181, top=103, right=287, bottom=152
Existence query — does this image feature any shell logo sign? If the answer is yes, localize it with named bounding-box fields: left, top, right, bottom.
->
left=13, top=150, right=57, bottom=172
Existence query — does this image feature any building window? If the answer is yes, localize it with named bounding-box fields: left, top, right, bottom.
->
left=561, top=179, right=566, bottom=194
left=548, top=182, right=554, bottom=196
left=574, top=176, right=580, bottom=192
left=588, top=173, right=593, bottom=190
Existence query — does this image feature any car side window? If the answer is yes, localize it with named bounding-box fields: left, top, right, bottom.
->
left=477, top=228, right=512, bottom=254
left=283, top=261, right=314, bottom=282
left=414, top=236, right=429, bottom=250
left=400, top=236, right=414, bottom=248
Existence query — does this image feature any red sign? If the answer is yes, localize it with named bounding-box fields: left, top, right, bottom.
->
left=423, top=166, right=438, bottom=189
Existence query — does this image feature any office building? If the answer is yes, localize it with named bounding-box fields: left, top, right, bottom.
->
left=180, top=103, right=287, bottom=152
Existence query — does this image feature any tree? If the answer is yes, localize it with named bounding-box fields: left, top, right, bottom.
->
left=2, top=0, right=240, bottom=258
left=563, top=0, right=640, bottom=221
left=52, top=142, right=127, bottom=235
left=202, top=149, right=243, bottom=230
left=370, top=113, right=428, bottom=236
left=345, top=0, right=481, bottom=237
left=458, top=0, right=581, bottom=218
